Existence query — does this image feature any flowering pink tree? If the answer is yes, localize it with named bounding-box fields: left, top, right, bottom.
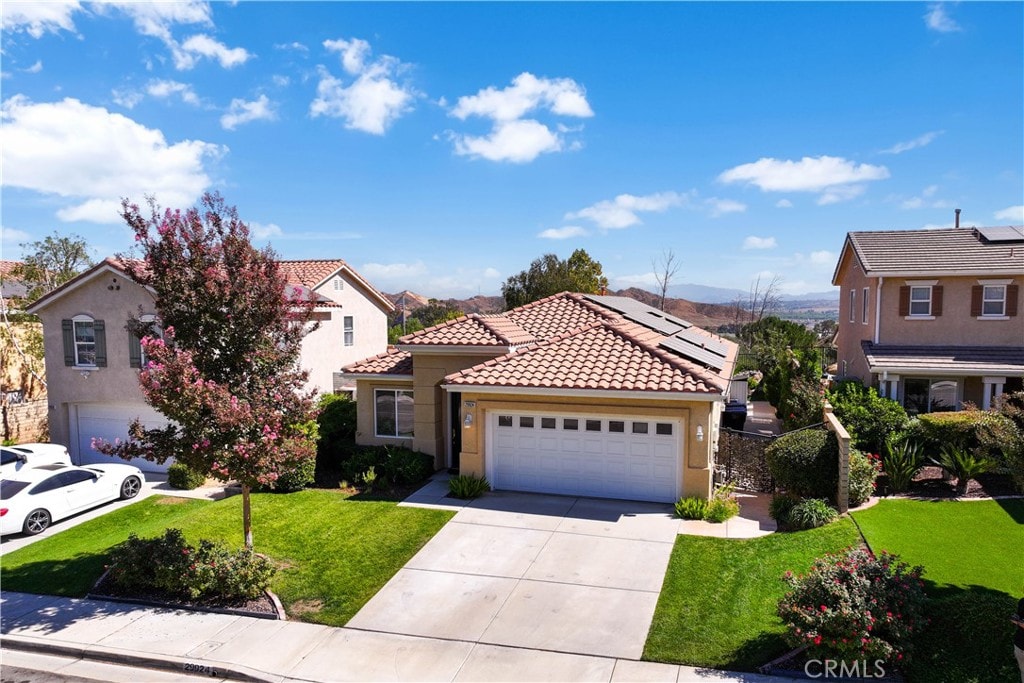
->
left=95, top=193, right=318, bottom=549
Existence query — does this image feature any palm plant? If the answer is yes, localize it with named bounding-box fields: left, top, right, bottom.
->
left=881, top=438, right=923, bottom=493
left=931, top=444, right=994, bottom=496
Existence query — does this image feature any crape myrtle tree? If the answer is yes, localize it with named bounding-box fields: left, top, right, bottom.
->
left=95, top=193, right=318, bottom=549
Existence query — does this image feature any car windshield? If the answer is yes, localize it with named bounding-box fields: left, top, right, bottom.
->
left=1, top=450, right=19, bottom=466
left=1, top=480, right=31, bottom=500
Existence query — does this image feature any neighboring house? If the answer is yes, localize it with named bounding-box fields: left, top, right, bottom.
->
left=832, top=226, right=1024, bottom=414
left=343, top=292, right=738, bottom=503
left=26, top=257, right=391, bottom=473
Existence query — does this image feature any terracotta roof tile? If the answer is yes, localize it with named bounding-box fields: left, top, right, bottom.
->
left=342, top=347, right=413, bottom=375
left=279, top=259, right=346, bottom=288
left=400, top=316, right=507, bottom=346
left=505, top=293, right=612, bottom=339
left=446, top=320, right=731, bottom=394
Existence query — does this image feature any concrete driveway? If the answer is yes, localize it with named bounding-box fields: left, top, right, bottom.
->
left=348, top=489, right=681, bottom=660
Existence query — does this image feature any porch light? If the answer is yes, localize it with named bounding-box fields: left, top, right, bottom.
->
left=464, top=413, right=473, bottom=428
left=696, top=425, right=704, bottom=442
left=79, top=369, right=92, bottom=379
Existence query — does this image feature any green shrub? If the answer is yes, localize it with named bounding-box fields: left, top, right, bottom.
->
left=827, top=380, right=909, bottom=452
left=916, top=409, right=1018, bottom=464
left=704, top=495, right=741, bottom=523
left=272, top=456, right=315, bottom=493
left=167, top=463, right=206, bottom=490
left=779, top=548, right=927, bottom=665
left=448, top=474, right=491, bottom=499
left=781, top=376, right=825, bottom=432
left=359, top=465, right=380, bottom=491
left=107, top=528, right=275, bottom=601
left=769, top=493, right=800, bottom=527
left=675, top=496, right=709, bottom=520
left=316, top=393, right=357, bottom=465
left=881, top=438, right=923, bottom=493
left=341, top=446, right=388, bottom=484
left=931, top=444, right=995, bottom=495
left=383, top=447, right=434, bottom=485
left=787, top=498, right=838, bottom=530
left=848, top=450, right=880, bottom=508
left=765, top=430, right=839, bottom=500
left=995, top=391, right=1024, bottom=492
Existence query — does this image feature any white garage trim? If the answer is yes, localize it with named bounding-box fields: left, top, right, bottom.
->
left=485, top=408, right=682, bottom=503
left=72, top=402, right=171, bottom=474
left=443, top=383, right=722, bottom=402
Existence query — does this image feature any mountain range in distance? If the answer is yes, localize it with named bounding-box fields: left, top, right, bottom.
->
left=385, top=284, right=839, bottom=330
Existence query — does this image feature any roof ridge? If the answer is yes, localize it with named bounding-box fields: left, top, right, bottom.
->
left=471, top=314, right=536, bottom=346
left=399, top=314, right=480, bottom=342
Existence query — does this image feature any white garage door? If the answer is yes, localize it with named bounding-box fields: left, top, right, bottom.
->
left=488, top=411, right=681, bottom=503
left=74, top=403, right=172, bottom=474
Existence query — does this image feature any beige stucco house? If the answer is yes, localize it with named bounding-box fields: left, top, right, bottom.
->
left=27, top=257, right=392, bottom=473
left=343, top=293, right=739, bottom=502
left=832, top=226, right=1024, bottom=414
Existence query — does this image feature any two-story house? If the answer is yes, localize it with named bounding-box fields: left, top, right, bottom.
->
left=832, top=226, right=1024, bottom=415
left=26, top=257, right=392, bottom=472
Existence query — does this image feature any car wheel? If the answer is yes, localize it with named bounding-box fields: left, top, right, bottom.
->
left=120, top=475, right=142, bottom=500
left=23, top=509, right=51, bottom=535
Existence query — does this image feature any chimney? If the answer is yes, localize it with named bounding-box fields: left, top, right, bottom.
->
left=955, top=208, right=961, bottom=229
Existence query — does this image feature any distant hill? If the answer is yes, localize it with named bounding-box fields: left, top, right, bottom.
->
left=666, top=282, right=839, bottom=304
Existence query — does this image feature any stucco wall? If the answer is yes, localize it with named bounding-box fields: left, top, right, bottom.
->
left=353, top=377, right=416, bottom=448
left=34, top=269, right=155, bottom=451
left=311, top=271, right=390, bottom=394
left=834, top=251, right=875, bottom=383
left=877, top=275, right=1023, bottom=347
left=455, top=392, right=718, bottom=499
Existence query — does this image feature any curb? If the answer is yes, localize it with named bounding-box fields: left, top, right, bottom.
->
left=0, top=634, right=286, bottom=683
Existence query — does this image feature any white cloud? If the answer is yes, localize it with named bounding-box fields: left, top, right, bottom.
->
left=147, top=79, right=200, bottom=105
left=809, top=250, right=835, bottom=265
left=360, top=261, right=429, bottom=280
left=220, top=94, right=276, bottom=130
left=925, top=3, right=961, bottom=32
left=448, top=72, right=592, bottom=163
left=453, top=119, right=563, bottom=164
left=706, top=197, right=746, bottom=217
left=719, top=156, right=890, bottom=195
left=174, top=34, right=250, bottom=70
left=272, top=74, right=290, bottom=87
left=995, top=205, right=1024, bottom=222
left=249, top=221, right=282, bottom=240
left=881, top=130, right=944, bottom=155
left=112, top=88, right=144, bottom=109
left=1, top=1, right=81, bottom=38
left=817, top=184, right=866, bottom=206
left=919, top=222, right=956, bottom=231
left=274, top=41, right=309, bottom=53
left=566, top=191, right=689, bottom=230
left=775, top=199, right=793, bottom=208
left=23, top=60, right=43, bottom=74
left=612, top=272, right=659, bottom=288
left=1, top=95, right=224, bottom=224
left=483, top=267, right=501, bottom=279
left=1, top=226, right=32, bottom=250
left=310, top=38, right=415, bottom=135
left=101, top=1, right=211, bottom=42
left=452, top=72, right=593, bottom=122
left=538, top=226, right=587, bottom=240
left=743, top=236, right=777, bottom=250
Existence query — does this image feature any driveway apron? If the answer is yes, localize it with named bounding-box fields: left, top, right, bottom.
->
left=347, top=491, right=679, bottom=660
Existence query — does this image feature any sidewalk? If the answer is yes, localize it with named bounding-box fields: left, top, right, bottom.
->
left=1, top=591, right=793, bottom=683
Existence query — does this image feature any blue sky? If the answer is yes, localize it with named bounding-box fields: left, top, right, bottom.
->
left=2, top=1, right=1022, bottom=299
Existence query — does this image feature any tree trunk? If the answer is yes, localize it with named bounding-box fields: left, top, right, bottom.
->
left=242, top=484, right=253, bottom=549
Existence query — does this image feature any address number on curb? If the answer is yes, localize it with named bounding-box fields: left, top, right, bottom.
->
left=183, top=662, right=219, bottom=677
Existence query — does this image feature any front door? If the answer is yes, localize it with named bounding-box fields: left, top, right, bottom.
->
left=449, top=392, right=461, bottom=472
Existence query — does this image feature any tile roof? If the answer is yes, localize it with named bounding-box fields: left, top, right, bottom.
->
left=445, top=320, right=730, bottom=394
left=861, top=341, right=1024, bottom=375
left=279, top=260, right=346, bottom=288
left=400, top=316, right=510, bottom=346
left=840, top=227, right=1024, bottom=279
left=506, top=292, right=613, bottom=339
left=342, top=347, right=413, bottom=376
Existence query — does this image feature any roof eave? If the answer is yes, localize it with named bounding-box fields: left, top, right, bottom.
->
left=864, top=268, right=1024, bottom=278
left=439, top=384, right=725, bottom=402
left=865, top=363, right=1024, bottom=377
left=395, top=344, right=512, bottom=355
left=340, top=372, right=414, bottom=382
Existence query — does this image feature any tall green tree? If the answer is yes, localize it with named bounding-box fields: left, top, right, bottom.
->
left=502, top=249, right=608, bottom=309
left=95, top=193, right=318, bottom=549
left=10, top=232, right=93, bottom=303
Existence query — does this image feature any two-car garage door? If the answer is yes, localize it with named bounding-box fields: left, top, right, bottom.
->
left=488, top=411, right=681, bottom=503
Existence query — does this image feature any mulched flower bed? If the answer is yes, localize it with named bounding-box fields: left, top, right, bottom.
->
left=89, top=571, right=284, bottom=620
left=879, top=466, right=1020, bottom=499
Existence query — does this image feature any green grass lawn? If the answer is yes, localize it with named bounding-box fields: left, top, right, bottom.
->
left=852, top=498, right=1024, bottom=683
left=1, top=490, right=453, bottom=626
left=643, top=518, right=862, bottom=670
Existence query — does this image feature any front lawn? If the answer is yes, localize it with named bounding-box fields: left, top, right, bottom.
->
left=0, top=490, right=453, bottom=626
left=644, top=518, right=861, bottom=670
left=852, top=498, right=1024, bottom=683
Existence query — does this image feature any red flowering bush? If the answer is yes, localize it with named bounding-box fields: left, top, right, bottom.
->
left=107, top=528, right=275, bottom=601
left=778, top=547, right=927, bottom=665
left=848, top=450, right=881, bottom=507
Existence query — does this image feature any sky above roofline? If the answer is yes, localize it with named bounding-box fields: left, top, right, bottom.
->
left=1, top=1, right=1021, bottom=299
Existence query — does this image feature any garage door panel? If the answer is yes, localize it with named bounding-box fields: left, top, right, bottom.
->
left=76, top=402, right=171, bottom=474
left=489, top=411, right=680, bottom=504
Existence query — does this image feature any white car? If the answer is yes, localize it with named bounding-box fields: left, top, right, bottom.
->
left=0, top=463, right=144, bottom=536
left=1, top=443, right=72, bottom=478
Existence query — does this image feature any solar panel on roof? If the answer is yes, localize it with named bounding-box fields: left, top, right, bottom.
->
left=673, top=328, right=731, bottom=357
left=975, top=226, right=1024, bottom=243
left=659, top=336, right=726, bottom=371
left=584, top=295, right=692, bottom=333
